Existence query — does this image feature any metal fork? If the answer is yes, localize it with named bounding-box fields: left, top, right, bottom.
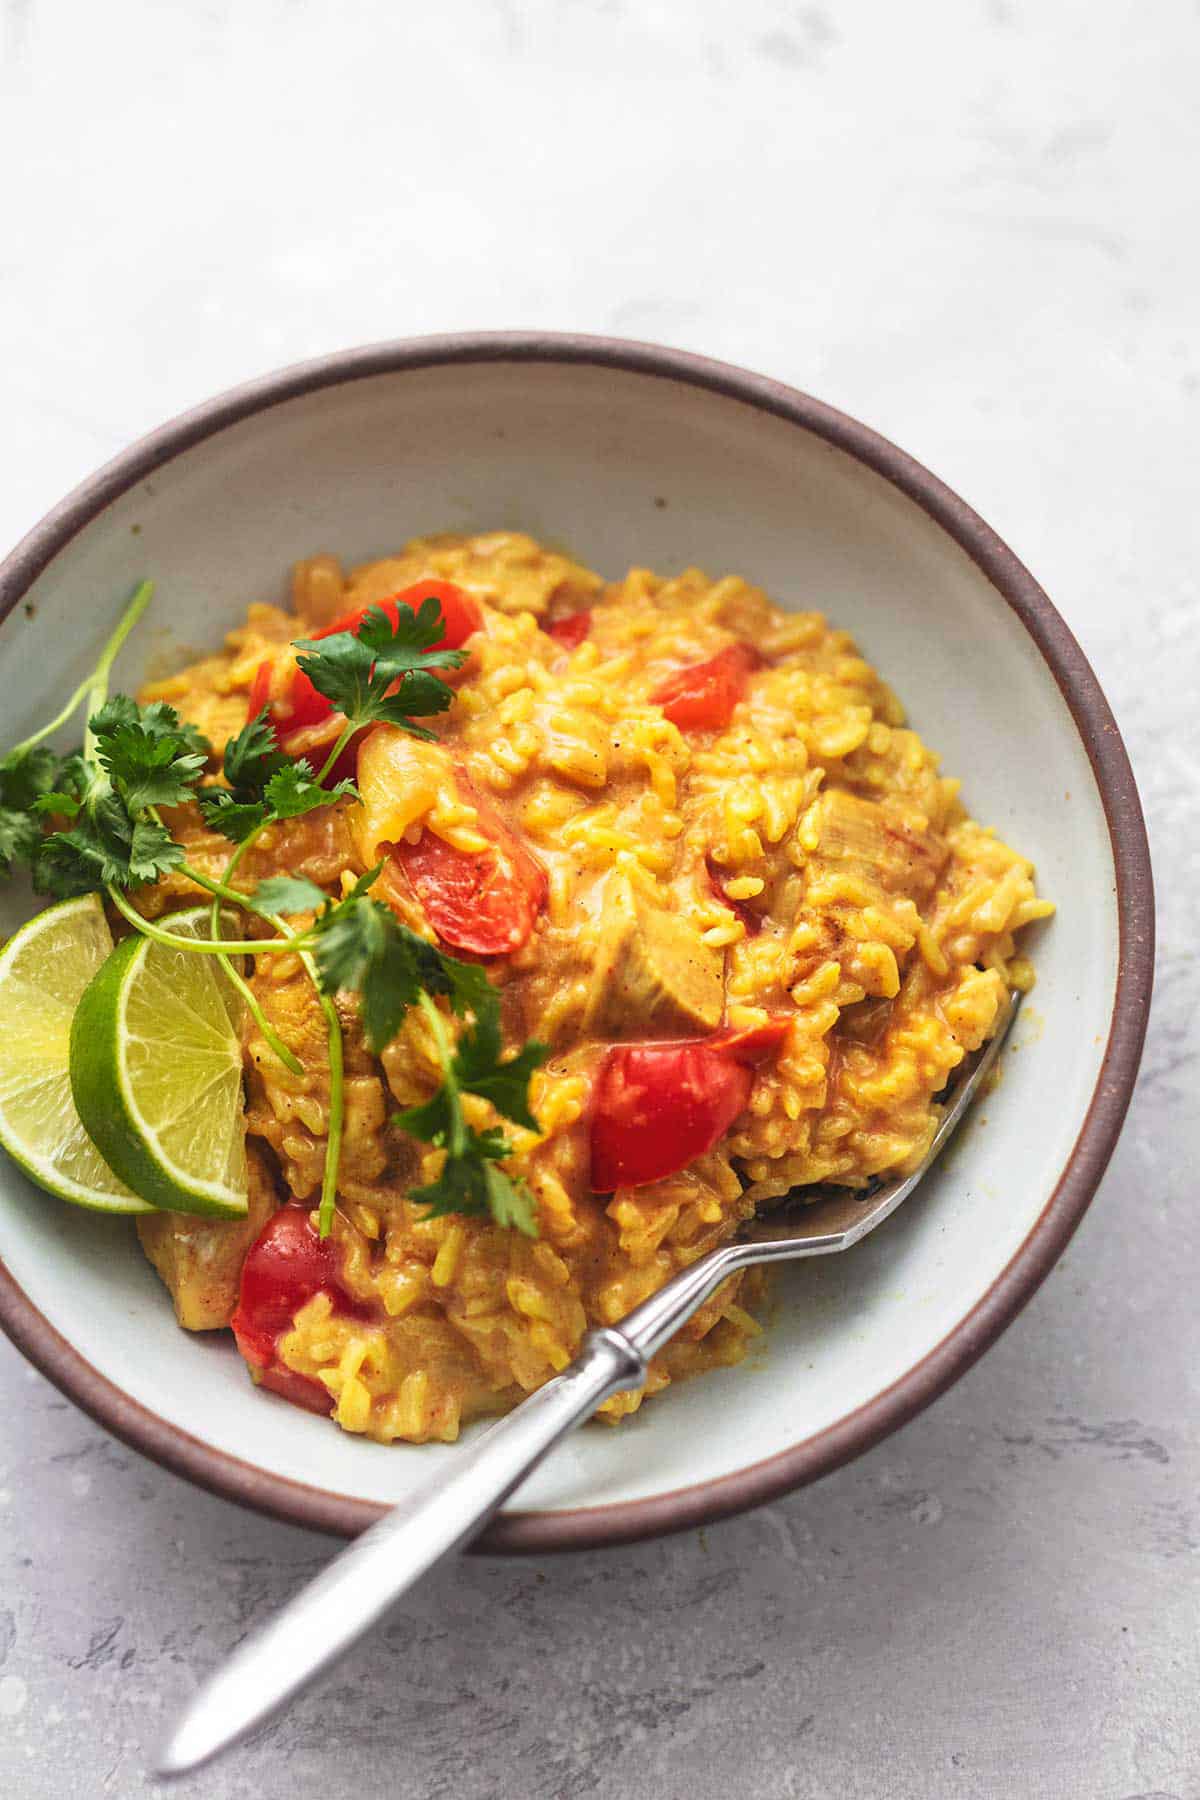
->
left=158, top=991, right=1019, bottom=1778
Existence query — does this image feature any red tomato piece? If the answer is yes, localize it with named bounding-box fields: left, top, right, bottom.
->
left=318, top=580, right=483, bottom=655
left=547, top=611, right=591, bottom=650
left=247, top=657, right=273, bottom=722
left=255, top=1363, right=334, bottom=1415
left=269, top=662, right=334, bottom=736
left=706, top=854, right=762, bottom=937
left=590, top=1041, right=753, bottom=1192
left=589, top=1017, right=790, bottom=1191
left=387, top=808, right=548, bottom=959
left=231, top=1207, right=375, bottom=1416
left=231, top=1205, right=343, bottom=1368
left=651, top=643, right=761, bottom=733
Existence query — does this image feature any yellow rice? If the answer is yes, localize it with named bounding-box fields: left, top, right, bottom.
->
left=135, top=531, right=1052, bottom=1442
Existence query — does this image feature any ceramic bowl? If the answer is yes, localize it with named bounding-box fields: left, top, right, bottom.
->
left=0, top=335, right=1153, bottom=1549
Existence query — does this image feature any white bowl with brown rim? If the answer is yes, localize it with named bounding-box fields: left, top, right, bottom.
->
left=0, top=334, right=1154, bottom=1549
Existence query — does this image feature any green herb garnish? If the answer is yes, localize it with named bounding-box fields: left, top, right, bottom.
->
left=0, top=579, right=544, bottom=1243
left=398, top=991, right=544, bottom=1238
left=30, top=695, right=210, bottom=901
left=199, top=713, right=355, bottom=844
left=294, top=597, right=466, bottom=742
left=0, top=747, right=62, bottom=874
left=246, top=870, right=546, bottom=1234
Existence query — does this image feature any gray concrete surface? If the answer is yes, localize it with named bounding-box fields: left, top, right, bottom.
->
left=0, top=2, right=1196, bottom=1795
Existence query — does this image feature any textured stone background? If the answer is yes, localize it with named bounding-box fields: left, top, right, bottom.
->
left=0, top=2, right=1196, bottom=1796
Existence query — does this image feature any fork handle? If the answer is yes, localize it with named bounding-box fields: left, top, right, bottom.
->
left=158, top=1245, right=763, bottom=1776
left=158, top=1326, right=645, bottom=1776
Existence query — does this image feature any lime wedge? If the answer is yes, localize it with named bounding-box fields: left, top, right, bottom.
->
left=70, top=906, right=249, bottom=1218
left=0, top=894, right=149, bottom=1213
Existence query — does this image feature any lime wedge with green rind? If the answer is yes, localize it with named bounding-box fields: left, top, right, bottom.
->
left=0, top=894, right=150, bottom=1213
left=70, top=906, right=249, bottom=1218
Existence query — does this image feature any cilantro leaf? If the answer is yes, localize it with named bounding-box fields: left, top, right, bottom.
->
left=264, top=762, right=357, bottom=821
left=32, top=752, right=90, bottom=822
left=221, top=710, right=289, bottom=801
left=205, top=718, right=355, bottom=843
left=432, top=954, right=496, bottom=1023
left=34, top=793, right=130, bottom=897
left=33, top=795, right=184, bottom=899
left=91, top=699, right=209, bottom=813
left=482, top=1165, right=539, bottom=1236
left=33, top=831, right=107, bottom=899
left=95, top=725, right=207, bottom=812
left=387, top=938, right=543, bottom=1233
left=406, top=1141, right=496, bottom=1220
left=0, top=808, right=40, bottom=874
left=357, top=597, right=465, bottom=673
left=403, top=1124, right=538, bottom=1237
left=453, top=1027, right=547, bottom=1133
left=197, top=789, right=269, bottom=843
left=87, top=695, right=140, bottom=734
left=0, top=746, right=66, bottom=875
left=311, top=897, right=442, bottom=1050
left=393, top=1085, right=456, bottom=1147
left=0, top=746, right=61, bottom=813
left=341, top=864, right=388, bottom=906
left=250, top=874, right=329, bottom=917
left=203, top=710, right=357, bottom=844
left=91, top=697, right=210, bottom=761
left=128, top=817, right=189, bottom=885
left=32, top=792, right=83, bottom=821
left=367, top=672, right=457, bottom=735
left=292, top=633, right=444, bottom=738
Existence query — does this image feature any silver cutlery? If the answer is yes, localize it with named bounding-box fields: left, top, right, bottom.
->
left=158, top=990, right=1019, bottom=1778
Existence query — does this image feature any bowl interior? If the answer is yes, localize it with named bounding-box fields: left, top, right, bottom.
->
left=0, top=358, right=1117, bottom=1521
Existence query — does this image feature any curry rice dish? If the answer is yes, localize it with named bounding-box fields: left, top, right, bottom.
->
left=135, top=531, right=1052, bottom=1444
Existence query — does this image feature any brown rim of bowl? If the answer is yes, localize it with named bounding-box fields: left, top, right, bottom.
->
left=0, top=332, right=1154, bottom=1552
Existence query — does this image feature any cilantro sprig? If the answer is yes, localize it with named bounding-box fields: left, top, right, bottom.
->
left=190, top=597, right=473, bottom=1200
left=0, top=581, right=158, bottom=887
left=320, top=902, right=544, bottom=1238
left=294, top=597, right=466, bottom=743
left=257, top=872, right=545, bottom=1236
left=30, top=697, right=207, bottom=900
left=198, top=711, right=356, bottom=845
left=198, top=597, right=461, bottom=843
left=195, top=711, right=360, bottom=1091
left=400, top=992, right=544, bottom=1236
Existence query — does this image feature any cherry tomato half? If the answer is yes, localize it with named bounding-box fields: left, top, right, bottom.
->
left=590, top=1040, right=753, bottom=1192
left=231, top=1207, right=374, bottom=1414
left=231, top=1205, right=344, bottom=1368
left=650, top=643, right=761, bottom=733
left=385, top=802, right=548, bottom=959
left=546, top=611, right=592, bottom=650
left=589, top=1020, right=788, bottom=1191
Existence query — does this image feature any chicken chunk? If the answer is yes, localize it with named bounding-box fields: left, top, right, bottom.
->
left=583, top=873, right=723, bottom=1038
left=136, top=1144, right=279, bottom=1331
left=812, top=788, right=949, bottom=901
